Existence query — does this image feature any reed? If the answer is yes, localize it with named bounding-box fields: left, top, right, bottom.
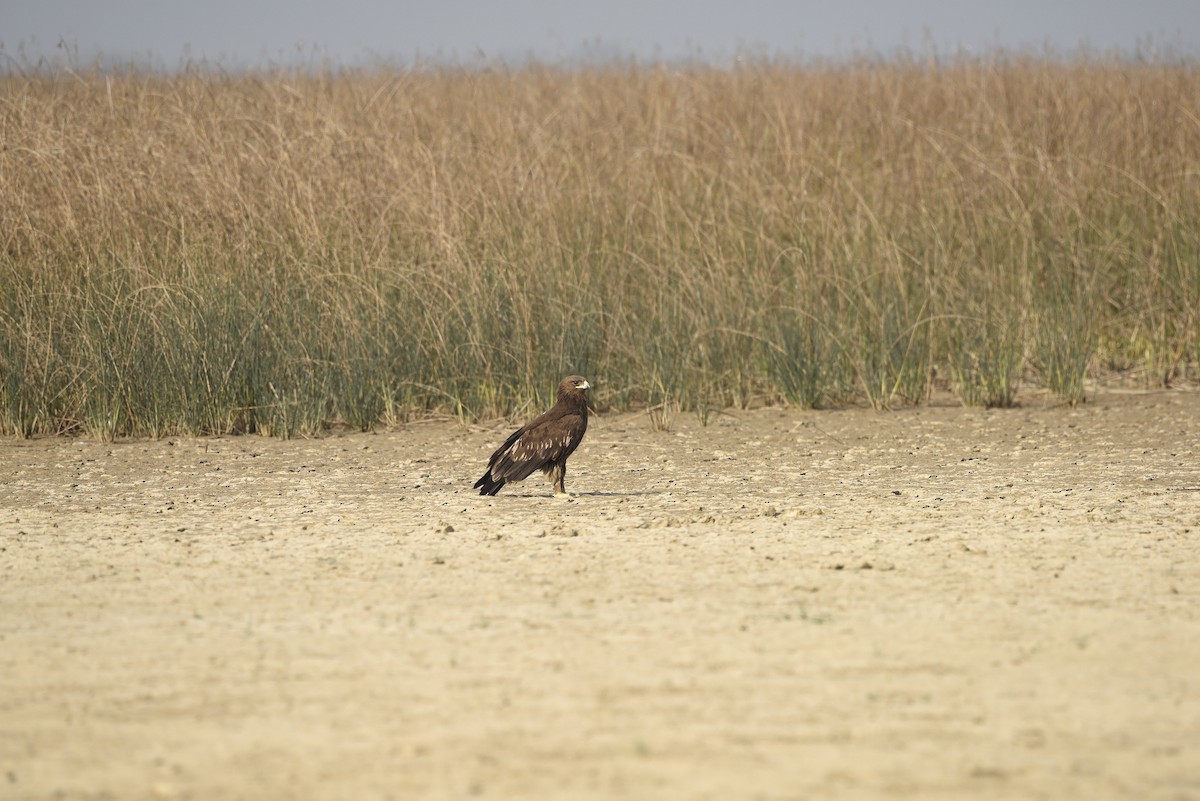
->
left=1, top=55, right=1197, bottom=436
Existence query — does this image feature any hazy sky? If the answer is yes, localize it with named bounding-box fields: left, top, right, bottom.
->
left=3, top=0, right=1198, bottom=67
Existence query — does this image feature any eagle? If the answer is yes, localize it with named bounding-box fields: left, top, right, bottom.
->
left=474, top=376, right=591, bottom=497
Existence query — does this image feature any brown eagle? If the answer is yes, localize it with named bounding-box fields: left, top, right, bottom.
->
left=474, top=376, right=591, bottom=497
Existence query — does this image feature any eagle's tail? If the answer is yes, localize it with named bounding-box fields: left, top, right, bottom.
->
left=474, top=472, right=505, bottom=496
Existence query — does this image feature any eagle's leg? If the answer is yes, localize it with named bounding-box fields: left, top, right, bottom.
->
left=549, top=462, right=569, bottom=497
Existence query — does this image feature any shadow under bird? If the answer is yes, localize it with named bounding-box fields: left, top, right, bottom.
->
left=474, top=376, right=591, bottom=497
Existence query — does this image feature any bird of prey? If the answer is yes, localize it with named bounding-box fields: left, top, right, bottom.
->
left=474, top=376, right=591, bottom=497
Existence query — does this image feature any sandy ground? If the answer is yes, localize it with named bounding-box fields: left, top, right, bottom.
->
left=2, top=390, right=1199, bottom=801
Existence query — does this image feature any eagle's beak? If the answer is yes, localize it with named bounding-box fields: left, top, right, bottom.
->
left=579, top=380, right=591, bottom=390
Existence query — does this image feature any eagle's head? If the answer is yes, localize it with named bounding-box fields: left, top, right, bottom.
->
left=558, top=375, right=591, bottom=402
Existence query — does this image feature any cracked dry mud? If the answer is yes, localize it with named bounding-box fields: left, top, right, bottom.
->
left=2, top=390, right=1199, bottom=800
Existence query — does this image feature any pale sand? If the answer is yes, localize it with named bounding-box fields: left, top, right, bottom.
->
left=2, top=390, right=1198, bottom=800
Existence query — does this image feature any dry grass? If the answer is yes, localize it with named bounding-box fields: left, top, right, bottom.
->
left=1, top=55, right=1198, bottom=437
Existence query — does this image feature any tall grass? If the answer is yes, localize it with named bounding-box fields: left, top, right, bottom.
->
left=1, top=55, right=1198, bottom=437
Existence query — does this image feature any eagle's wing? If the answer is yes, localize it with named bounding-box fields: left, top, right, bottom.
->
left=486, top=409, right=586, bottom=483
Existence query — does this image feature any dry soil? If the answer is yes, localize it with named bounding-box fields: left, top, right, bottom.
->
left=2, top=390, right=1199, bottom=800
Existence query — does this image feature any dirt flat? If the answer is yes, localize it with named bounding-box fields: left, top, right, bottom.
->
left=2, top=390, right=1199, bottom=801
